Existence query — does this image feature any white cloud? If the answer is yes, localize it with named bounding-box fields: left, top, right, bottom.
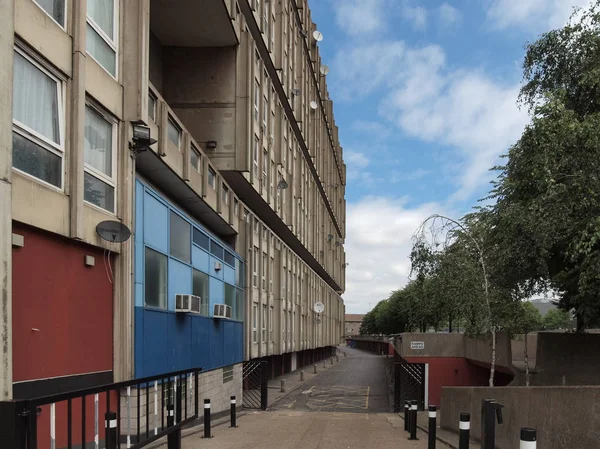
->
left=332, top=0, right=386, bottom=35
left=346, top=151, right=370, bottom=169
left=487, top=0, right=592, bottom=31
left=439, top=3, right=462, bottom=27
left=343, top=197, right=444, bottom=313
left=402, top=3, right=428, bottom=30
left=332, top=40, right=528, bottom=201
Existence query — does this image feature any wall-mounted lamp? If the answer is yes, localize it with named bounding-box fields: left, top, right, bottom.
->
left=277, top=177, right=288, bottom=190
left=327, top=234, right=334, bottom=241
left=198, top=140, right=218, bottom=150
left=129, top=120, right=157, bottom=154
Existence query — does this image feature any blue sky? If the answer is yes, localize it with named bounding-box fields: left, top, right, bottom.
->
left=309, top=0, right=592, bottom=313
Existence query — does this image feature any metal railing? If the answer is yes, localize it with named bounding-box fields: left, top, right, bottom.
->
left=1, top=367, right=203, bottom=449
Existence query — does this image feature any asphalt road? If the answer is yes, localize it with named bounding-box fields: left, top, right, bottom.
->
left=271, top=346, right=391, bottom=413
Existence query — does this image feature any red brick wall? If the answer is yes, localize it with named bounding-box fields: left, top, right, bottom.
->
left=12, top=222, right=113, bottom=382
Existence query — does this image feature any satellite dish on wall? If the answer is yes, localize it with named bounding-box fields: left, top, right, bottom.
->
left=314, top=302, right=325, bottom=314
left=320, top=65, right=330, bottom=76
left=313, top=30, right=324, bottom=42
left=96, top=220, right=132, bottom=243
left=310, top=101, right=318, bottom=110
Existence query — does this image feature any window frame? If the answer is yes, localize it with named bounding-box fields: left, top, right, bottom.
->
left=253, top=246, right=259, bottom=288
left=86, top=0, right=119, bottom=78
left=83, top=102, right=118, bottom=213
left=252, top=303, right=258, bottom=342
left=12, top=47, right=66, bottom=191
left=167, top=116, right=181, bottom=149
left=222, top=184, right=229, bottom=206
left=254, top=79, right=260, bottom=123
left=262, top=252, right=267, bottom=290
left=253, top=136, right=259, bottom=180
left=190, top=144, right=201, bottom=172
left=262, top=304, right=267, bottom=341
left=208, top=166, right=216, bottom=190
left=148, top=91, right=157, bottom=122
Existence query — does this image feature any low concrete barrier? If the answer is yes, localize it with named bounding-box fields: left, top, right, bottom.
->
left=440, top=386, right=600, bottom=449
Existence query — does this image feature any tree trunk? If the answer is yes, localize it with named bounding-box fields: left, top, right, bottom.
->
left=448, top=312, right=453, bottom=333
left=576, top=314, right=584, bottom=333
left=524, top=332, right=530, bottom=387
left=489, top=329, right=496, bottom=387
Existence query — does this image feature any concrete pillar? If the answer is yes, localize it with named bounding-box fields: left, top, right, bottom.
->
left=113, top=0, right=151, bottom=382
left=0, top=0, right=14, bottom=401
left=69, top=0, right=87, bottom=240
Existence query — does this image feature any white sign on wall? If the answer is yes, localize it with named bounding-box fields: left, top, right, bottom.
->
left=410, top=341, right=425, bottom=350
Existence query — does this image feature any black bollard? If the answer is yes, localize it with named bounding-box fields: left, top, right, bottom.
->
left=230, top=396, right=237, bottom=428
left=404, top=401, right=410, bottom=431
left=104, top=411, right=117, bottom=449
left=459, top=413, right=470, bottom=449
left=203, top=399, right=212, bottom=438
left=409, top=400, right=418, bottom=440
left=520, top=427, right=536, bottom=449
left=428, top=405, right=436, bottom=449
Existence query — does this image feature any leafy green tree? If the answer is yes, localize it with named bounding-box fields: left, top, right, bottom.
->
left=543, top=308, right=573, bottom=330
left=512, top=301, right=544, bottom=386
left=484, top=1, right=600, bottom=331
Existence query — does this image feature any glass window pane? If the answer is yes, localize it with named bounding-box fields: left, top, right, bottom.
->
left=193, top=228, right=209, bottom=250
left=34, top=0, right=65, bottom=26
left=86, top=24, right=116, bottom=76
left=170, top=211, right=191, bottom=263
left=87, top=0, right=114, bottom=39
left=235, top=289, right=244, bottom=321
left=224, top=284, right=235, bottom=311
left=84, top=172, right=115, bottom=212
left=235, top=258, right=243, bottom=288
left=13, top=132, right=61, bottom=187
left=168, top=119, right=180, bottom=147
left=13, top=52, right=60, bottom=144
left=84, top=106, right=112, bottom=176
left=210, top=241, right=224, bottom=260
left=192, top=269, right=209, bottom=316
left=208, top=167, right=215, bottom=189
left=224, top=251, right=235, bottom=267
left=145, top=247, right=167, bottom=309
left=148, top=94, right=156, bottom=121
left=190, top=148, right=200, bottom=171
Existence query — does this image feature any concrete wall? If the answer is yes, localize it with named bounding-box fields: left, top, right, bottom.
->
left=511, top=333, right=538, bottom=365
left=398, top=333, right=465, bottom=358
left=464, top=333, right=513, bottom=374
left=441, top=386, right=600, bottom=449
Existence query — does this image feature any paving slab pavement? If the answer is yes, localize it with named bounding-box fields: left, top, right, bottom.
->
left=171, top=410, right=439, bottom=449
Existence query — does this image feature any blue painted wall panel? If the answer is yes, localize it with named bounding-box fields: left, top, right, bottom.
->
left=135, top=282, right=144, bottom=308
left=168, top=259, right=192, bottom=311
left=209, top=256, right=224, bottom=280
left=144, top=193, right=168, bottom=253
left=223, top=266, right=235, bottom=285
left=142, top=309, right=170, bottom=377
left=191, top=316, right=211, bottom=370
left=134, top=307, right=145, bottom=377
left=209, top=320, right=224, bottom=369
left=167, top=314, right=192, bottom=372
left=192, top=246, right=209, bottom=273
left=135, top=181, right=144, bottom=243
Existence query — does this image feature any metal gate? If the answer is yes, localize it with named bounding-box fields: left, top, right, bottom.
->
left=242, top=361, right=268, bottom=410
left=393, top=362, right=426, bottom=412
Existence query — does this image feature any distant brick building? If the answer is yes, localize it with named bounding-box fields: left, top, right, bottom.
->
left=345, top=314, right=365, bottom=336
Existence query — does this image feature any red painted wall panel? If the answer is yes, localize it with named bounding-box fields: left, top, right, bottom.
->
left=12, top=222, right=113, bottom=382
left=404, top=357, right=491, bottom=406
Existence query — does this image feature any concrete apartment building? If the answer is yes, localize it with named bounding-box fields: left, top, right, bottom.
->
left=0, top=0, right=346, bottom=432
left=345, top=314, right=365, bottom=337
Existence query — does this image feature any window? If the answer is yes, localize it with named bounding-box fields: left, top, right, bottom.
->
left=208, top=166, right=216, bottom=190
left=254, top=80, right=260, bottom=122
left=224, top=283, right=235, bottom=313
left=86, top=0, right=117, bottom=77
left=192, top=269, right=209, bottom=316
left=222, top=184, right=229, bottom=205
left=190, top=146, right=200, bottom=172
left=34, top=0, right=65, bottom=26
left=167, top=117, right=181, bottom=148
left=222, top=365, right=234, bottom=384
left=270, top=15, right=275, bottom=52
left=224, top=251, right=235, bottom=267
left=253, top=137, right=259, bottom=180
left=234, top=198, right=239, bottom=216
left=145, top=247, right=167, bottom=309
left=262, top=252, right=267, bottom=290
left=253, top=247, right=259, bottom=288
left=262, top=305, right=267, bottom=341
left=235, top=289, right=244, bottom=321
left=282, top=266, right=286, bottom=297
left=253, top=218, right=259, bottom=233
left=270, top=257, right=274, bottom=293
left=170, top=211, right=191, bottom=263
left=270, top=111, right=275, bottom=141
left=193, top=228, right=209, bottom=250
left=252, top=304, right=258, bottom=342
left=84, top=105, right=116, bottom=212
left=262, top=149, right=268, bottom=186
left=210, top=241, right=224, bottom=260
left=148, top=92, right=156, bottom=122
left=12, top=49, right=64, bottom=188
left=269, top=307, right=273, bottom=341
left=263, top=95, right=268, bottom=130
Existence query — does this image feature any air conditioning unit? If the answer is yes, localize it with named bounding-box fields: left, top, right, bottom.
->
left=175, top=294, right=202, bottom=314
left=213, top=303, right=232, bottom=319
